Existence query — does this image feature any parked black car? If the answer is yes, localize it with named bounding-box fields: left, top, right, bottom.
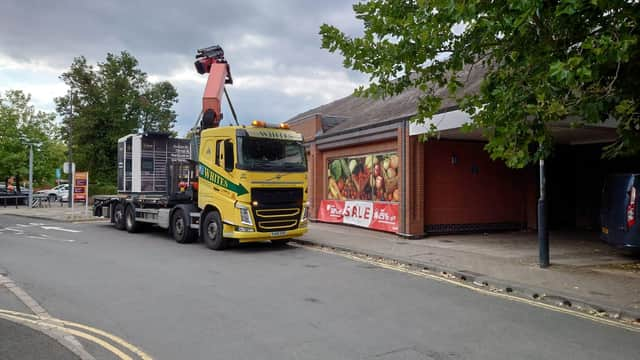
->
left=601, top=174, right=639, bottom=249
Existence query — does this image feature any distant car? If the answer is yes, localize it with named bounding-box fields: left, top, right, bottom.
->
left=601, top=174, right=639, bottom=249
left=36, top=184, right=69, bottom=202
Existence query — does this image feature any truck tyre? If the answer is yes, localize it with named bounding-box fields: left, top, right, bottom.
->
left=125, top=205, right=140, bottom=233
left=172, top=209, right=195, bottom=244
left=113, top=203, right=126, bottom=230
left=271, top=239, right=290, bottom=246
left=202, top=211, right=228, bottom=250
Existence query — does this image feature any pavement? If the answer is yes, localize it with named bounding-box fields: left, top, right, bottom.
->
left=0, top=215, right=638, bottom=359
left=296, top=222, right=640, bottom=323
left=0, top=204, right=101, bottom=223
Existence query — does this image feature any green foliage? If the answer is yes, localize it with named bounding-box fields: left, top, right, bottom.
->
left=55, top=51, right=179, bottom=184
left=0, top=90, right=66, bottom=186
left=321, top=0, right=640, bottom=168
left=88, top=182, right=117, bottom=197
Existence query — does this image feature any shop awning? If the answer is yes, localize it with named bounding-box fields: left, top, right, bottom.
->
left=409, top=110, right=619, bottom=145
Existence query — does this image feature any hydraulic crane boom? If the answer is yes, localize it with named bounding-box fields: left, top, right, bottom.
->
left=194, top=45, right=233, bottom=129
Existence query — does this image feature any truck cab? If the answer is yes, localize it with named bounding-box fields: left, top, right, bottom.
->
left=197, top=122, right=309, bottom=249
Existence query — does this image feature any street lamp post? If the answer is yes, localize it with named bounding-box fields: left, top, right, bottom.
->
left=28, top=143, right=33, bottom=208
left=538, top=151, right=550, bottom=268
left=68, top=91, right=73, bottom=208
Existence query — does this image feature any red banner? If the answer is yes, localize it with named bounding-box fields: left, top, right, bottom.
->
left=317, top=200, right=399, bottom=233
left=317, top=200, right=344, bottom=223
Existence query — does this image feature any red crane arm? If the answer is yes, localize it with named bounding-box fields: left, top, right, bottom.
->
left=194, top=45, right=233, bottom=129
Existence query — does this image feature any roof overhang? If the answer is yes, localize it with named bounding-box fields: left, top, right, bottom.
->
left=410, top=110, right=618, bottom=145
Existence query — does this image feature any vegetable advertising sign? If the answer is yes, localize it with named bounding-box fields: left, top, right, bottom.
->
left=327, top=152, right=400, bottom=202
left=321, top=152, right=400, bottom=233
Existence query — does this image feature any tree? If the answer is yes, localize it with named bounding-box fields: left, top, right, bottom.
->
left=139, top=81, right=179, bottom=135
left=320, top=1, right=640, bottom=168
left=54, top=52, right=179, bottom=184
left=0, top=90, right=66, bottom=186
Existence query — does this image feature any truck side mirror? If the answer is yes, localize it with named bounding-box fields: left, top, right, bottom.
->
left=224, top=140, right=234, bottom=172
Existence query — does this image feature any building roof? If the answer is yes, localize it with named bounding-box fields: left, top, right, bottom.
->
left=286, top=66, right=486, bottom=136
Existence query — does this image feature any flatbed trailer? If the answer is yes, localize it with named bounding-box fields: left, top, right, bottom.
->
left=94, top=192, right=202, bottom=243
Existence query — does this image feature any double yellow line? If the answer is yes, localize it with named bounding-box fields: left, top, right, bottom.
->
left=300, top=244, right=640, bottom=333
left=0, top=308, right=153, bottom=360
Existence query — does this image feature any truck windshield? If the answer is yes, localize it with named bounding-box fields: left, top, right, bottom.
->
left=237, top=136, right=307, bottom=172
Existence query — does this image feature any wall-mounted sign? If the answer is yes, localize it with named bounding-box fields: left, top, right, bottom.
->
left=327, top=152, right=400, bottom=203
left=317, top=200, right=399, bottom=233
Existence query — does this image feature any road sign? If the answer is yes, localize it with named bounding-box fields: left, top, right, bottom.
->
left=55, top=168, right=61, bottom=180
left=63, top=162, right=75, bottom=174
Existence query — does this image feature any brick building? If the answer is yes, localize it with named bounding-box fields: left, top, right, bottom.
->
left=287, top=72, right=634, bottom=238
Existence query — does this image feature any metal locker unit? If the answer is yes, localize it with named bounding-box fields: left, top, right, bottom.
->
left=117, top=133, right=191, bottom=194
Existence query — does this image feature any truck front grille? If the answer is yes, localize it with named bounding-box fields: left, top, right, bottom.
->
left=251, top=188, right=302, bottom=232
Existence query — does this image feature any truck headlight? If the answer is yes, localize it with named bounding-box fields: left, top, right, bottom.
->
left=235, top=202, right=253, bottom=226
left=301, top=201, right=310, bottom=222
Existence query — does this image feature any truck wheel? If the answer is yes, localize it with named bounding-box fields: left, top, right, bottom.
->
left=172, top=209, right=195, bottom=244
left=271, top=239, right=290, bottom=246
left=113, top=203, right=126, bottom=230
left=125, top=205, right=140, bottom=233
left=202, top=211, right=228, bottom=250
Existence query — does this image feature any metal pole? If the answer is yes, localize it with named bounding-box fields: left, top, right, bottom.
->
left=28, top=144, right=33, bottom=208
left=538, top=156, right=550, bottom=268
left=68, top=91, right=73, bottom=208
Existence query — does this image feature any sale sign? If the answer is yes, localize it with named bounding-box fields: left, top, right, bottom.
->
left=317, top=200, right=344, bottom=223
left=318, top=200, right=399, bottom=233
left=74, top=172, right=89, bottom=203
left=342, top=200, right=374, bottom=228
left=370, top=202, right=399, bottom=232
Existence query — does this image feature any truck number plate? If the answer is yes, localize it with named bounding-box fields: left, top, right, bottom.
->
left=271, top=231, right=286, bottom=236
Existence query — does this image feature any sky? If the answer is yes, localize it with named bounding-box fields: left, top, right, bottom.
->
left=0, top=0, right=366, bottom=136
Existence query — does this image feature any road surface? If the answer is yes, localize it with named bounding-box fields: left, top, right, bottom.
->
left=0, top=215, right=637, bottom=359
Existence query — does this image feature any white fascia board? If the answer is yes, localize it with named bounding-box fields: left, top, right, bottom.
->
left=409, top=110, right=472, bottom=136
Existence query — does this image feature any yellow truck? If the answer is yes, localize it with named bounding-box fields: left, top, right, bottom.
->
left=93, top=45, right=308, bottom=249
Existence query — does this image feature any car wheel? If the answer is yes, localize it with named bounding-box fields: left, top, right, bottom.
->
left=202, top=211, right=228, bottom=250
left=172, top=209, right=195, bottom=244
left=48, top=194, right=57, bottom=202
left=113, top=203, right=126, bottom=230
left=125, top=205, right=140, bottom=233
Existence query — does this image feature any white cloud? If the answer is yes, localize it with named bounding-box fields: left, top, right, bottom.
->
left=148, top=65, right=206, bottom=85
left=235, top=70, right=361, bottom=102
left=0, top=53, right=65, bottom=75
left=226, top=33, right=274, bottom=52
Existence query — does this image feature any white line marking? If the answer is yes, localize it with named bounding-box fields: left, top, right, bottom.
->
left=40, top=226, right=81, bottom=233
left=29, top=223, right=45, bottom=226
left=27, top=236, right=75, bottom=243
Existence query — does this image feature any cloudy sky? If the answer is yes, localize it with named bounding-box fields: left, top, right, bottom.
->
left=0, top=0, right=366, bottom=136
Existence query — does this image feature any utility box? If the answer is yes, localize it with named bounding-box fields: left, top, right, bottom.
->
left=117, top=133, right=191, bottom=194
